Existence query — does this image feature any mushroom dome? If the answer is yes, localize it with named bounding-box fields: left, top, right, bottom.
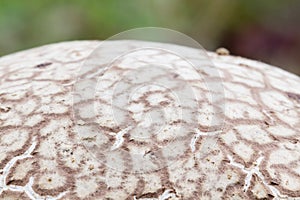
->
left=0, top=41, right=300, bottom=199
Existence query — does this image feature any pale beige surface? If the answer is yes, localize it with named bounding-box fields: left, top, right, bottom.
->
left=0, top=41, right=299, bottom=199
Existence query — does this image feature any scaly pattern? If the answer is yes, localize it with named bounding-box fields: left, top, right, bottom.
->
left=0, top=41, right=299, bottom=199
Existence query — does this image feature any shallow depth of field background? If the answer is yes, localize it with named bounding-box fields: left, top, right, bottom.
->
left=0, top=0, right=299, bottom=75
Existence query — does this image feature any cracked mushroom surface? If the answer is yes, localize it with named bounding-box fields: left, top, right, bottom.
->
left=0, top=40, right=300, bottom=200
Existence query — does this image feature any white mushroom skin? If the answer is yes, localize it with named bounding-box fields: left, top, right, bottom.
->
left=0, top=41, right=300, bottom=199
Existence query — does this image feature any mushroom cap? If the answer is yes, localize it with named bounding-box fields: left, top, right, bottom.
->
left=0, top=41, right=299, bottom=199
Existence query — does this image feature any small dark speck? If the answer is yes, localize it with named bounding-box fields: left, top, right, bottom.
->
left=270, top=181, right=279, bottom=185
left=268, top=194, right=275, bottom=198
left=0, top=106, right=11, bottom=113
left=290, top=139, right=299, bottom=144
left=35, top=62, right=52, bottom=68
left=286, top=92, right=300, bottom=102
left=6, top=180, right=14, bottom=185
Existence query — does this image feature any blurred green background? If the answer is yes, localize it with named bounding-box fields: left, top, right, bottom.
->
left=0, top=0, right=299, bottom=75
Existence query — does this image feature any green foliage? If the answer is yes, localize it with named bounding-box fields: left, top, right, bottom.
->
left=0, top=0, right=298, bottom=58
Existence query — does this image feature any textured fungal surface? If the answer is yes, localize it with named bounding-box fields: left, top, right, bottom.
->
left=0, top=40, right=299, bottom=199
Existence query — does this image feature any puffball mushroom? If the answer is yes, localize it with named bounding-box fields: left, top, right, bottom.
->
left=0, top=41, right=300, bottom=200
